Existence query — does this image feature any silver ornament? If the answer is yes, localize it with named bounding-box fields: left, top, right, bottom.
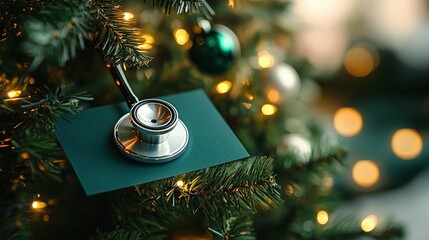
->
left=277, top=134, right=312, bottom=163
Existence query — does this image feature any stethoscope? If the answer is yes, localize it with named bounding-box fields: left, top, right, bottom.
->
left=110, top=65, right=189, bottom=163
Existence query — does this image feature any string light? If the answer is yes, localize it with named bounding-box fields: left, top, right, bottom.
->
left=43, top=215, right=50, bottom=222
left=216, top=80, right=232, bottom=94
left=138, top=34, right=155, bottom=50
left=174, top=29, right=190, bottom=45
left=261, top=104, right=277, bottom=116
left=333, top=107, right=363, bottom=137
left=266, top=88, right=280, bottom=103
left=344, top=44, right=379, bottom=78
left=228, top=0, right=235, bottom=8
left=20, top=152, right=30, bottom=160
left=244, top=93, right=254, bottom=101
left=352, top=160, right=380, bottom=188
left=257, top=50, right=275, bottom=69
left=123, top=12, right=135, bottom=21
left=7, top=89, right=21, bottom=98
left=176, top=180, right=184, bottom=188
left=285, top=184, right=294, bottom=195
left=361, top=215, right=378, bottom=232
left=32, top=201, right=47, bottom=209
left=391, top=128, right=423, bottom=160
left=316, top=210, right=329, bottom=225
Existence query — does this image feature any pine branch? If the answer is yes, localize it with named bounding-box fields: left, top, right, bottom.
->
left=208, top=213, right=255, bottom=240
left=136, top=156, right=282, bottom=217
left=22, top=1, right=91, bottom=69
left=150, top=0, right=214, bottom=17
left=91, top=0, right=152, bottom=68
left=275, top=134, right=347, bottom=186
left=93, top=228, right=142, bottom=240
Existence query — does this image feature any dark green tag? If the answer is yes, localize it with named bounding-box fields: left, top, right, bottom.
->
left=56, top=89, right=249, bottom=195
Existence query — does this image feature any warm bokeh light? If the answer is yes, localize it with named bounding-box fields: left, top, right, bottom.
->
left=32, top=201, right=47, bottom=209
left=352, top=160, right=380, bottom=188
left=228, top=0, right=235, bottom=8
left=174, top=28, right=190, bottom=45
left=176, top=180, right=184, bottom=188
left=344, top=44, right=378, bottom=78
left=43, top=215, right=50, bottom=222
left=267, top=89, right=280, bottom=103
left=216, top=80, right=233, bottom=94
left=361, top=215, right=378, bottom=232
left=258, top=50, right=275, bottom=69
left=244, top=93, right=254, bottom=101
left=261, top=104, right=278, bottom=116
left=317, top=210, right=329, bottom=225
left=333, top=107, right=363, bottom=137
left=391, top=128, right=423, bottom=160
left=20, top=152, right=30, bottom=160
left=7, top=89, right=21, bottom=98
left=138, top=34, right=155, bottom=50
left=123, top=12, right=135, bottom=21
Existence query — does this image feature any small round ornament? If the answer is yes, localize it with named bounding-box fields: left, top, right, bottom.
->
left=277, top=134, right=312, bottom=163
left=189, top=23, right=240, bottom=74
left=267, top=63, right=301, bottom=101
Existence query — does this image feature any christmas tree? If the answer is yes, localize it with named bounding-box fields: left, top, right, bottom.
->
left=0, top=1, right=404, bottom=239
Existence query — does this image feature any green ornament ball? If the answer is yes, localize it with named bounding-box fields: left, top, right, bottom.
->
left=189, top=24, right=240, bottom=75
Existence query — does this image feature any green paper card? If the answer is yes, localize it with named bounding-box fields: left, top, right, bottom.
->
left=56, top=89, right=249, bottom=195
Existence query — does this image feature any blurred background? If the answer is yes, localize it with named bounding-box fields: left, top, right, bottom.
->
left=290, top=0, right=429, bottom=239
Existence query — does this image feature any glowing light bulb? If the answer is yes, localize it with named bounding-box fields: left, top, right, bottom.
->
left=391, top=128, right=423, bottom=160
left=344, top=44, right=378, bottom=78
left=123, top=12, right=135, bottom=21
left=361, top=215, right=378, bottom=232
left=257, top=50, right=275, bottom=69
left=176, top=180, right=184, bottom=188
left=138, top=34, right=155, bottom=50
left=216, top=80, right=232, bottom=94
left=228, top=0, right=235, bottom=8
left=20, top=152, right=30, bottom=160
left=32, top=201, right=47, bottom=209
left=7, top=89, right=21, bottom=98
left=317, top=210, right=329, bottom=225
left=174, top=29, right=190, bottom=45
left=352, top=160, right=380, bottom=188
left=261, top=104, right=277, bottom=116
left=333, top=107, right=363, bottom=137
left=267, top=89, right=280, bottom=103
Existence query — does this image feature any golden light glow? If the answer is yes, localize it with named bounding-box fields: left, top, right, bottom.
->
left=32, top=201, right=47, bottom=209
left=361, top=215, right=378, bottom=232
left=261, top=104, right=278, bottom=116
left=285, top=184, right=294, bottom=195
left=317, top=210, right=329, bottom=225
left=138, top=34, right=155, bottom=50
left=123, top=12, right=135, bottom=21
left=245, top=93, right=254, bottom=101
left=20, top=152, right=30, bottom=160
left=352, top=160, right=380, bottom=188
left=344, top=45, right=378, bottom=78
left=333, top=107, right=363, bottom=137
left=257, top=50, right=275, bottom=69
left=176, top=180, right=184, bottom=188
left=391, top=128, right=423, bottom=160
left=7, top=89, right=21, bottom=98
left=228, top=0, right=235, bottom=8
left=43, top=215, right=50, bottom=222
left=267, top=89, right=280, bottom=103
left=174, top=29, right=190, bottom=46
left=216, top=80, right=233, bottom=94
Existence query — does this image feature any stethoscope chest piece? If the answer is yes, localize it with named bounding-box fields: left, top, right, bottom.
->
left=114, top=99, right=188, bottom=163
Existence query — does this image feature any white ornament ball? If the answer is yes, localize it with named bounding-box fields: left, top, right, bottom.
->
left=269, top=63, right=301, bottom=100
left=277, top=134, right=312, bottom=163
